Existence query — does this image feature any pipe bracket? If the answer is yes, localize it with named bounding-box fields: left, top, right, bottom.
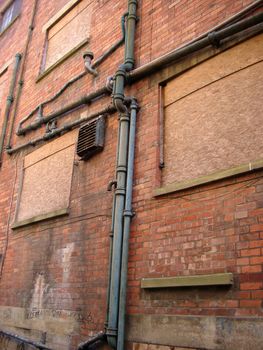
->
left=119, top=113, right=130, bottom=122
left=207, top=31, right=221, bottom=48
left=123, top=210, right=134, bottom=217
left=107, top=180, right=117, bottom=191
left=116, top=165, right=127, bottom=172
left=105, top=327, right=118, bottom=339
left=6, top=96, right=14, bottom=103
left=115, top=188, right=126, bottom=196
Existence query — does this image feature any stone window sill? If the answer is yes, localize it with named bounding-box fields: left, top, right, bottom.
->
left=154, top=159, right=263, bottom=197
left=12, top=208, right=69, bottom=229
left=36, top=38, right=89, bottom=82
left=141, top=273, right=233, bottom=289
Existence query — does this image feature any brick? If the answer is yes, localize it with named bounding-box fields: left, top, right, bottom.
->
left=240, top=248, right=261, bottom=257
left=240, top=300, right=262, bottom=308
left=240, top=283, right=263, bottom=290
left=0, top=1, right=262, bottom=349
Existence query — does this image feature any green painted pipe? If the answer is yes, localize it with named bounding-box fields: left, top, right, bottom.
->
left=6, top=0, right=38, bottom=149
left=117, top=99, right=138, bottom=350
left=7, top=105, right=116, bottom=154
left=128, top=11, right=263, bottom=82
left=107, top=1, right=138, bottom=348
left=0, top=53, right=22, bottom=166
left=125, top=0, right=137, bottom=69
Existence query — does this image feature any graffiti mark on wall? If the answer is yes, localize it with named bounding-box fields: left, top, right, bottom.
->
left=25, top=308, right=94, bottom=324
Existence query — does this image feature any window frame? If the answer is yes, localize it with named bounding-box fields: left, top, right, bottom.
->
left=37, top=0, right=91, bottom=81
left=153, top=31, right=263, bottom=196
left=12, top=130, right=77, bottom=229
left=0, top=0, right=21, bottom=34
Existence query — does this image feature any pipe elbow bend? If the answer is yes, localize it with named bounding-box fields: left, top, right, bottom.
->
left=85, top=62, right=98, bottom=77
left=114, top=97, right=127, bottom=114
left=118, top=64, right=127, bottom=72
left=16, top=127, right=22, bottom=136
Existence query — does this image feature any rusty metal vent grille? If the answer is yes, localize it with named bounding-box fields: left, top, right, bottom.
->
left=77, top=116, right=105, bottom=160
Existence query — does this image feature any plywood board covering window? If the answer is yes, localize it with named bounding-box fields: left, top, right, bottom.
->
left=45, top=0, right=92, bottom=69
left=162, top=34, right=263, bottom=186
left=15, top=131, right=77, bottom=224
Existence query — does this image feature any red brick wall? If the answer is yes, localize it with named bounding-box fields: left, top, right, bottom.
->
left=0, top=0, right=262, bottom=349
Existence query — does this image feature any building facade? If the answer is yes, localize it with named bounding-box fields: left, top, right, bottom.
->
left=0, top=0, right=263, bottom=349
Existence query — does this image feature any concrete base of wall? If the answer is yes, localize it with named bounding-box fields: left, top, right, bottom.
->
left=127, top=343, right=197, bottom=350
left=0, top=305, right=80, bottom=349
left=126, top=314, right=263, bottom=350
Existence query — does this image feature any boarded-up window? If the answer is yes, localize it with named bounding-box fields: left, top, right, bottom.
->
left=162, top=34, right=263, bottom=186
left=14, top=131, right=77, bottom=226
left=44, top=0, right=92, bottom=70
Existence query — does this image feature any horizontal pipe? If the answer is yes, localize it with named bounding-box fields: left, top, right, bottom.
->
left=17, top=12, right=127, bottom=132
left=0, top=330, right=51, bottom=350
left=15, top=11, right=263, bottom=138
left=8, top=104, right=116, bottom=154
left=17, top=71, right=87, bottom=129
left=17, top=86, right=110, bottom=135
left=77, top=332, right=107, bottom=350
left=128, top=12, right=263, bottom=82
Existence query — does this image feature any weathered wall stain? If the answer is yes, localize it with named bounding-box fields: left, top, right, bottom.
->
left=30, top=273, right=49, bottom=311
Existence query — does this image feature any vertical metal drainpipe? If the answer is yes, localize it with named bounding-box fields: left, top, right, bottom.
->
left=107, top=109, right=130, bottom=349
left=117, top=99, right=138, bottom=350
left=107, top=1, right=138, bottom=348
left=0, top=53, right=22, bottom=166
left=6, top=0, right=38, bottom=149
left=124, top=0, right=137, bottom=69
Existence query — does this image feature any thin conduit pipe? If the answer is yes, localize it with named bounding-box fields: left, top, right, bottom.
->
left=117, top=99, right=138, bottom=350
left=17, top=13, right=127, bottom=133
left=15, top=8, right=263, bottom=137
left=7, top=105, right=116, bottom=154
left=93, top=12, right=128, bottom=69
left=16, top=86, right=110, bottom=135
left=105, top=120, right=122, bottom=331
left=0, top=53, right=22, bottom=165
left=129, top=11, right=263, bottom=82
left=6, top=0, right=38, bottom=149
left=17, top=71, right=87, bottom=129
left=107, top=8, right=263, bottom=350
left=159, top=84, right=165, bottom=169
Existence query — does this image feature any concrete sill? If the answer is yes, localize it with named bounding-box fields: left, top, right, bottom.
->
left=141, top=273, right=234, bottom=289
left=154, top=159, right=263, bottom=197
left=36, top=38, right=89, bottom=82
left=12, top=208, right=69, bottom=229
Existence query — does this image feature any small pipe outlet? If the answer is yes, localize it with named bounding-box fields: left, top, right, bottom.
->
left=83, top=51, right=98, bottom=77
